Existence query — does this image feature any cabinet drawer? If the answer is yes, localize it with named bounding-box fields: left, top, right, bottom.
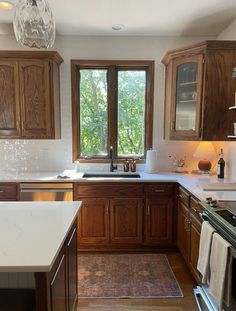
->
left=74, top=183, right=143, bottom=198
left=190, top=196, right=202, bottom=212
left=0, top=183, right=18, bottom=200
left=178, top=187, right=189, bottom=207
left=144, top=183, right=174, bottom=196
left=190, top=212, right=202, bottom=232
left=190, top=196, right=203, bottom=221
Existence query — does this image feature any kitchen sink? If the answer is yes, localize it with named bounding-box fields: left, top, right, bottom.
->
left=82, top=173, right=141, bottom=178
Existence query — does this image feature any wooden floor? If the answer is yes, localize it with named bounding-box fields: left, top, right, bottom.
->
left=77, top=252, right=197, bottom=311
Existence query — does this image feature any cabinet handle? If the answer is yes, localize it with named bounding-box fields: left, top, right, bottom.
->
left=171, top=120, right=175, bottom=130
left=179, top=194, right=183, bottom=199
left=184, top=218, right=187, bottom=230
left=67, top=227, right=76, bottom=247
left=0, top=190, right=4, bottom=193
left=192, top=207, right=199, bottom=213
left=147, top=205, right=150, bottom=216
left=154, top=189, right=164, bottom=193
left=51, top=255, right=65, bottom=286
left=185, top=219, right=190, bottom=231
left=105, top=205, right=109, bottom=214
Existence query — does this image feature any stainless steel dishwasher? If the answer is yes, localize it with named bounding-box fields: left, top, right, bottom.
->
left=20, top=183, right=73, bottom=201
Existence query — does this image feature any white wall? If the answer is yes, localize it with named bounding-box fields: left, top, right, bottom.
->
left=217, top=19, right=236, bottom=179
left=0, top=34, right=220, bottom=174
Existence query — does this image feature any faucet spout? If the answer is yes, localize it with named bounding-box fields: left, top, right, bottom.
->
left=109, top=146, right=117, bottom=172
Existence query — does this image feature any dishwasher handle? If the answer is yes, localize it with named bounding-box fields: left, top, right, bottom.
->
left=20, top=183, right=73, bottom=190
left=20, top=189, right=73, bottom=193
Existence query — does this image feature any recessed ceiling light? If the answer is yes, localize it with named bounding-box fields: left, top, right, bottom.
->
left=0, top=1, right=14, bottom=10
left=112, top=24, right=125, bottom=31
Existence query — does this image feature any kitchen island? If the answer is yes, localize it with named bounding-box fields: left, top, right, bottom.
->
left=0, top=201, right=81, bottom=311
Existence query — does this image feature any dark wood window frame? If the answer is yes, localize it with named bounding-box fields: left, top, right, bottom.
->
left=71, top=60, right=154, bottom=162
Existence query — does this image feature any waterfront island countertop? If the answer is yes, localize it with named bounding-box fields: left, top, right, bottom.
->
left=0, top=201, right=81, bottom=272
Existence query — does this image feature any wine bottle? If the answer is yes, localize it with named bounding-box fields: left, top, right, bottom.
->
left=217, top=149, right=225, bottom=179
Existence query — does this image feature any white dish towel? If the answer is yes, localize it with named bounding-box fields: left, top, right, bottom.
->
left=197, top=221, right=215, bottom=283
left=208, top=233, right=231, bottom=311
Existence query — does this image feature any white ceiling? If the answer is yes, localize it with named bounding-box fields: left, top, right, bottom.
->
left=0, top=0, right=236, bottom=36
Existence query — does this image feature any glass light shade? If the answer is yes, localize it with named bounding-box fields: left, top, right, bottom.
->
left=13, top=0, right=55, bottom=49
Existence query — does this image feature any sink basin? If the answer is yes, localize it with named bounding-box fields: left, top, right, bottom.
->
left=82, top=173, right=140, bottom=178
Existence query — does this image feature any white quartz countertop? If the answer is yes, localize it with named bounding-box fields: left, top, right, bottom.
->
left=0, top=201, right=81, bottom=273
left=1, top=170, right=236, bottom=201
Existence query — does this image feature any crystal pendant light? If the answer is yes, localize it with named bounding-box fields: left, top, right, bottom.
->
left=13, top=0, right=55, bottom=49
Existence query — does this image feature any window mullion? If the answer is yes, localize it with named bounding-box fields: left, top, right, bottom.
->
left=107, top=65, right=118, bottom=157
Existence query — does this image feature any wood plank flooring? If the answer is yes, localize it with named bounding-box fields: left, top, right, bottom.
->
left=77, top=253, right=197, bottom=311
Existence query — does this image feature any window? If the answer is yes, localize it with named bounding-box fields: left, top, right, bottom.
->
left=71, top=60, right=154, bottom=162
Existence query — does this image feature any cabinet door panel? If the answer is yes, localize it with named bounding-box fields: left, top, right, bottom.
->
left=170, top=55, right=203, bottom=140
left=67, top=227, right=77, bottom=311
left=0, top=61, right=21, bottom=137
left=177, top=201, right=189, bottom=261
left=77, top=198, right=109, bottom=246
left=189, top=213, right=201, bottom=283
left=145, top=197, right=173, bottom=245
left=110, top=198, right=143, bottom=244
left=50, top=254, right=67, bottom=311
left=19, top=60, right=52, bottom=138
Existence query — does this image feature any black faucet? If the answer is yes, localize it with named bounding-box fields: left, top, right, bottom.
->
left=109, top=146, right=117, bottom=172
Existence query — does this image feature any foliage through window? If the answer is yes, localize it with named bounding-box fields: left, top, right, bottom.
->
left=71, top=60, right=154, bottom=161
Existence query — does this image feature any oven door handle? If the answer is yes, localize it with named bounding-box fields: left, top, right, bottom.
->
left=194, top=288, right=204, bottom=311
left=193, top=287, right=216, bottom=311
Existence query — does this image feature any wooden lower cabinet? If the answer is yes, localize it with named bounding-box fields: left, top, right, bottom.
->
left=145, top=197, right=173, bottom=245
left=75, top=182, right=175, bottom=250
left=177, top=201, right=189, bottom=262
left=110, top=198, right=143, bottom=244
left=0, top=183, right=19, bottom=201
left=66, top=226, right=78, bottom=311
left=35, top=221, right=77, bottom=311
left=77, top=197, right=142, bottom=249
left=177, top=187, right=202, bottom=283
left=50, top=254, right=67, bottom=311
left=189, top=212, right=201, bottom=283
left=77, top=198, right=109, bottom=246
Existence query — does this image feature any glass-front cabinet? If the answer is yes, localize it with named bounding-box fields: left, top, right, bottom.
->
left=162, top=41, right=236, bottom=141
left=170, top=55, right=203, bottom=139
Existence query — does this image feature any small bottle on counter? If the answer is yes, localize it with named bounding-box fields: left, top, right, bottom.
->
left=123, top=158, right=129, bottom=172
left=217, top=148, right=225, bottom=179
left=130, top=159, right=136, bottom=173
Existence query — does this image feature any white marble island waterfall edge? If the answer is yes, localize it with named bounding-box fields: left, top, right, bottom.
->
left=0, top=201, right=81, bottom=289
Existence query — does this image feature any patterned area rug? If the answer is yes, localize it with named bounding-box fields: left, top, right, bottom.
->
left=78, top=254, right=183, bottom=298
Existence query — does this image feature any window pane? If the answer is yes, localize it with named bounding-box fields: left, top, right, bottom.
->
left=80, top=69, right=108, bottom=156
left=117, top=70, right=146, bottom=157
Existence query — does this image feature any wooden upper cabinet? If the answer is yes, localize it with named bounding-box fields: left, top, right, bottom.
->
left=0, top=61, right=21, bottom=137
left=19, top=61, right=52, bottom=138
left=162, top=40, right=236, bottom=141
left=0, top=51, right=63, bottom=139
left=170, top=55, right=203, bottom=140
